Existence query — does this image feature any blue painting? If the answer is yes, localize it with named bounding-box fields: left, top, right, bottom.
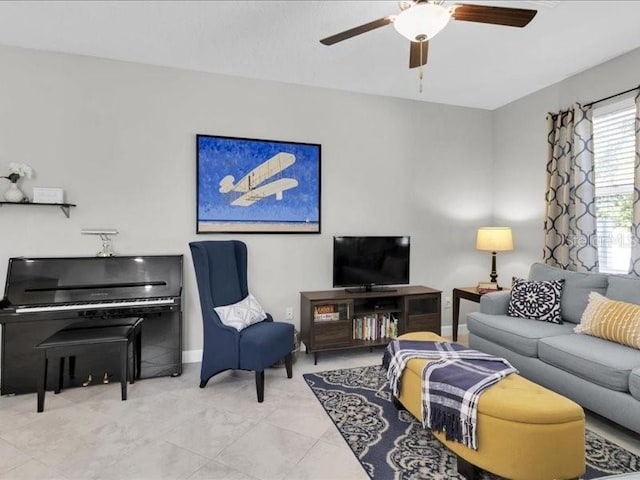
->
left=197, top=135, right=321, bottom=233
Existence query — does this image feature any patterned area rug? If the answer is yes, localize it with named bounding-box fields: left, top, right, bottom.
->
left=304, top=365, right=640, bottom=480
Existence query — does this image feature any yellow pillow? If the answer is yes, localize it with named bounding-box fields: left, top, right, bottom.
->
left=575, top=292, right=640, bottom=349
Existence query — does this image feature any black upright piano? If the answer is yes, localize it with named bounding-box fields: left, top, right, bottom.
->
left=0, top=255, right=183, bottom=395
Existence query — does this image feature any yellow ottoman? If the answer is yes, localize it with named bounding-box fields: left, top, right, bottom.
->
left=394, top=332, right=585, bottom=480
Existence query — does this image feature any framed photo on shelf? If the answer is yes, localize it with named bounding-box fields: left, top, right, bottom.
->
left=196, top=134, right=321, bottom=233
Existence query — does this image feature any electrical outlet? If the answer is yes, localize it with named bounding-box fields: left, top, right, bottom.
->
left=444, top=297, right=452, bottom=309
left=285, top=307, right=294, bottom=320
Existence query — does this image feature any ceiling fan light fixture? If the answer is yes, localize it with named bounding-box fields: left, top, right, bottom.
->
left=393, top=3, right=451, bottom=42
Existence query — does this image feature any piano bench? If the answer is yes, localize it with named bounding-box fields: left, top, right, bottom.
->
left=35, top=318, right=143, bottom=413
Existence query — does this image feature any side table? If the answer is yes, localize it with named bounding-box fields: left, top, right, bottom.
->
left=452, top=286, right=510, bottom=341
left=452, top=287, right=482, bottom=341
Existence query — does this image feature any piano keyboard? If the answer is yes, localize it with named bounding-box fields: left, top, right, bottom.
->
left=16, top=297, right=176, bottom=313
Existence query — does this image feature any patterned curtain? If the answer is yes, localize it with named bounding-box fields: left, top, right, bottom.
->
left=543, top=103, right=598, bottom=272
left=629, top=92, right=640, bottom=275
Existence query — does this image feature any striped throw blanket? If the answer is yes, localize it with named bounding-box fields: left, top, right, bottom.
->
left=382, top=339, right=517, bottom=450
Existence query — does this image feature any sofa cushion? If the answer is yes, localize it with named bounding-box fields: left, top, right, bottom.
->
left=528, top=262, right=608, bottom=324
left=630, top=368, right=640, bottom=401
left=508, top=278, right=564, bottom=324
left=538, top=334, right=640, bottom=392
left=575, top=292, right=640, bottom=350
left=606, top=274, right=640, bottom=304
left=467, top=312, right=575, bottom=358
left=479, top=290, right=511, bottom=315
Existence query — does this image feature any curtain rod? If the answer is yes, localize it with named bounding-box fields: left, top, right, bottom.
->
left=583, top=85, right=639, bottom=108
left=547, top=84, right=639, bottom=118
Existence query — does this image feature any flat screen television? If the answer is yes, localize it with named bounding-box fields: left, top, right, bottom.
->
left=333, top=236, right=410, bottom=292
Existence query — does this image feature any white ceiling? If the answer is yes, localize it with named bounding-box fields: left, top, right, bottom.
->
left=0, top=1, right=639, bottom=110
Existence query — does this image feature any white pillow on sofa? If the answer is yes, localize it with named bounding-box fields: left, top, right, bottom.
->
left=214, top=294, right=267, bottom=331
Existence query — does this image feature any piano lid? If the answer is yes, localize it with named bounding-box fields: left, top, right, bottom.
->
left=2, top=255, right=183, bottom=307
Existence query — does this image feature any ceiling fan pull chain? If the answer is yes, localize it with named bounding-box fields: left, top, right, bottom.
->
left=419, top=40, right=424, bottom=93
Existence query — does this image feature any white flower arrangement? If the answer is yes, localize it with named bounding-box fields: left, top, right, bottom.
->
left=3, top=163, right=34, bottom=183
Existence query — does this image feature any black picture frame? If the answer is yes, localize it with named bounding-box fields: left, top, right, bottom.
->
left=196, top=134, right=321, bottom=234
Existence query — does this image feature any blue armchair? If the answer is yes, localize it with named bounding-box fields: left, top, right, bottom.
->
left=189, top=240, right=293, bottom=402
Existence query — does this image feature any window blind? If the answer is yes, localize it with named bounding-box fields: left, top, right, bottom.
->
left=593, top=98, right=635, bottom=273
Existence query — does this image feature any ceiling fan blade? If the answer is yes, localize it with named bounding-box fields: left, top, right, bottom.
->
left=451, top=4, right=537, bottom=27
left=409, top=40, right=429, bottom=69
left=320, top=16, right=393, bottom=45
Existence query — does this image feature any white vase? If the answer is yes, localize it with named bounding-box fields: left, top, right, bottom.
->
left=4, top=182, right=25, bottom=203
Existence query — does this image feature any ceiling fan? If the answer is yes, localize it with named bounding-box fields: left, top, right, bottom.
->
left=320, top=0, right=537, bottom=82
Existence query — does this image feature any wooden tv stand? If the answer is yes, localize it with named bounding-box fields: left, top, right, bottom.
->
left=300, top=285, right=441, bottom=364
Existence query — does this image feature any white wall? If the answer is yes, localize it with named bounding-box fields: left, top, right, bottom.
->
left=0, top=45, right=495, bottom=352
left=493, top=47, right=640, bottom=282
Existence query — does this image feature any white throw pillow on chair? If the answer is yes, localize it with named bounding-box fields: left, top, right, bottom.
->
left=214, top=294, right=267, bottom=331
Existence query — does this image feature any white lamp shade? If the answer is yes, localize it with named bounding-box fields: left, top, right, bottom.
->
left=476, top=227, right=514, bottom=252
left=393, top=3, right=451, bottom=42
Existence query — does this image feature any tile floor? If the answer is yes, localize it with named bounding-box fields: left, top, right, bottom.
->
left=0, top=344, right=639, bottom=480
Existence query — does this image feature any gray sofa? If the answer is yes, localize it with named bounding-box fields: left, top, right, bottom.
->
left=467, top=262, right=640, bottom=434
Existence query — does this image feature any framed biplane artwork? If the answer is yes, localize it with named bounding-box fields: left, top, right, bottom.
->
left=196, top=134, right=321, bottom=233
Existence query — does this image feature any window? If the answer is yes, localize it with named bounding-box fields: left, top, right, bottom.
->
left=593, top=98, right=636, bottom=273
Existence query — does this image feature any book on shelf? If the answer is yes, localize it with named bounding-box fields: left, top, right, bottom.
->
left=314, top=305, right=335, bottom=315
left=352, top=313, right=398, bottom=341
left=314, top=312, right=341, bottom=322
left=477, top=281, right=499, bottom=290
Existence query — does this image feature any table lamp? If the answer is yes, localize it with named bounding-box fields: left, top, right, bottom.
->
left=476, top=227, right=513, bottom=288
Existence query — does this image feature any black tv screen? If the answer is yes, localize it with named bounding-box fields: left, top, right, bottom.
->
left=333, top=236, right=410, bottom=291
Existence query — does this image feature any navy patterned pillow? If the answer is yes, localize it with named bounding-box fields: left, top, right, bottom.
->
left=508, top=278, right=565, bottom=324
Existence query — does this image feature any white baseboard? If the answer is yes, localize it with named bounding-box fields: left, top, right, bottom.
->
left=182, top=349, right=203, bottom=364
left=441, top=323, right=469, bottom=338
left=181, top=324, right=469, bottom=364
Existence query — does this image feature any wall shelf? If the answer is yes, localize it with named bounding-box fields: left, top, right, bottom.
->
left=0, top=202, right=76, bottom=218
